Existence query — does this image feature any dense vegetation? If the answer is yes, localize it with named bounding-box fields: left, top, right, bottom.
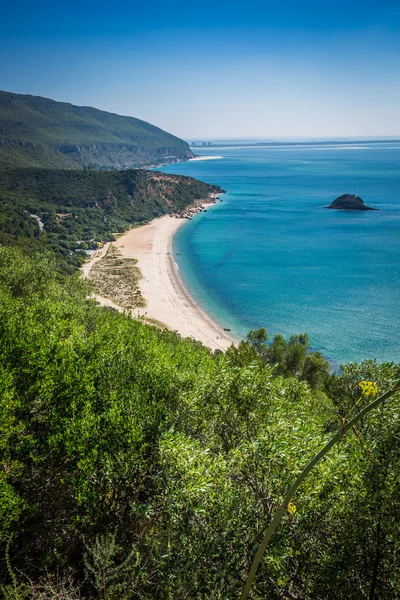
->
left=0, top=167, right=222, bottom=273
left=1, top=247, right=399, bottom=599
left=0, top=91, right=194, bottom=169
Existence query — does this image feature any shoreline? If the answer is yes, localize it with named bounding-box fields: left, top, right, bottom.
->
left=189, top=155, right=223, bottom=161
left=144, top=155, right=223, bottom=169
left=83, top=206, right=237, bottom=351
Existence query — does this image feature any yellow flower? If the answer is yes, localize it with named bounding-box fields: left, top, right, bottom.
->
left=287, top=502, right=296, bottom=516
left=359, top=381, right=379, bottom=397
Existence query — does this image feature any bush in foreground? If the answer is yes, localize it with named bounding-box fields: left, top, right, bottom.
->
left=0, top=247, right=399, bottom=599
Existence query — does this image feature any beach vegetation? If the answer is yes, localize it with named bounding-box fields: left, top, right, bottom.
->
left=88, top=245, right=145, bottom=308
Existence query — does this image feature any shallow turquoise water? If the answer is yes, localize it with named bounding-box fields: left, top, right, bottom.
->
left=158, top=143, right=400, bottom=363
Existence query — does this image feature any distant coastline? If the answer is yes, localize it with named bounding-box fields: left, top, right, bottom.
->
left=189, top=138, right=400, bottom=149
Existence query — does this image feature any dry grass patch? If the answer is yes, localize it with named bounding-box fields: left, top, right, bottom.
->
left=89, top=245, right=146, bottom=308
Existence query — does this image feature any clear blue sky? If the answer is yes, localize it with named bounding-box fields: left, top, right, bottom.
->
left=1, top=0, right=400, bottom=137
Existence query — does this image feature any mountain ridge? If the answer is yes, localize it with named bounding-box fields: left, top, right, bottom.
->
left=0, top=90, right=194, bottom=169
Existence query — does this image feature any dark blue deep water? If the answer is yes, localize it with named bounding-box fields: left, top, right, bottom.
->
left=158, top=143, right=400, bottom=363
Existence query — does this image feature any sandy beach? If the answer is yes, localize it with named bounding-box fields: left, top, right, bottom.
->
left=83, top=213, right=236, bottom=351
left=189, top=155, right=223, bottom=161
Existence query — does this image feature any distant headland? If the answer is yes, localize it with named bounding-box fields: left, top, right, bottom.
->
left=0, top=90, right=194, bottom=169
left=326, top=194, right=378, bottom=211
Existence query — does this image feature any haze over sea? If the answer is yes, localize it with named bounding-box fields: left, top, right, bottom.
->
left=158, top=141, right=400, bottom=364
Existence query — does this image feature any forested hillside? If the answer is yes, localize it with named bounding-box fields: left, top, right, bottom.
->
left=0, top=167, right=222, bottom=273
left=0, top=247, right=399, bottom=599
left=0, top=91, right=194, bottom=169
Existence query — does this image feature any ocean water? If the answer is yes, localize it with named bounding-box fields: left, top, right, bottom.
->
left=157, top=143, right=400, bottom=364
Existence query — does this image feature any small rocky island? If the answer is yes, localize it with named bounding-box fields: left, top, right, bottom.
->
left=326, top=194, right=378, bottom=211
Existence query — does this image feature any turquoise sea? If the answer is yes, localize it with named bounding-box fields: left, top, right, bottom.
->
left=158, top=142, right=400, bottom=364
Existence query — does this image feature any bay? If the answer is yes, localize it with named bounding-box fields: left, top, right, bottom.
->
left=158, top=142, right=400, bottom=363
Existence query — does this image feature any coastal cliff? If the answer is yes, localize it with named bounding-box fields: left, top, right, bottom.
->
left=0, top=166, right=223, bottom=272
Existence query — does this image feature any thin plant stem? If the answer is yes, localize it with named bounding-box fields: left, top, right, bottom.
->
left=240, top=378, right=400, bottom=600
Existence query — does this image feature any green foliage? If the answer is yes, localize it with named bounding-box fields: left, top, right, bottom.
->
left=84, top=532, right=134, bottom=599
left=227, top=329, right=331, bottom=390
left=246, top=327, right=269, bottom=353
left=0, top=90, right=193, bottom=169
left=0, top=247, right=399, bottom=598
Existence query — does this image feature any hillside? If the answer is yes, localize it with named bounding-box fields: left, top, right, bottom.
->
left=0, top=90, right=194, bottom=169
left=1, top=246, right=399, bottom=599
left=0, top=167, right=222, bottom=273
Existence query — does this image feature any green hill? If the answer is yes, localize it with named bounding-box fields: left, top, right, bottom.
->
left=0, top=90, right=194, bottom=169
left=0, top=166, right=222, bottom=273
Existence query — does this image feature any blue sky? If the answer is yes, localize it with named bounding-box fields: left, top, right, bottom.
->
left=1, top=0, right=400, bottom=137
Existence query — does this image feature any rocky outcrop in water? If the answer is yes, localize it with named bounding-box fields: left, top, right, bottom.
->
left=326, top=194, right=378, bottom=211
